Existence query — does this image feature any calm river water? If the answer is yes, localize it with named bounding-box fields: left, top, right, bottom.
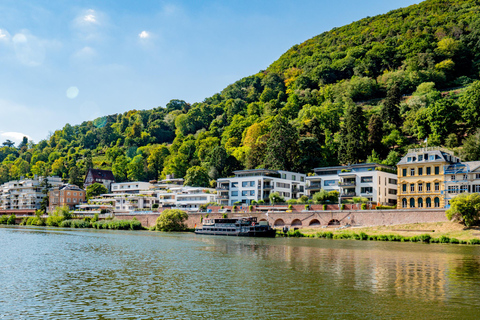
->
left=1, top=226, right=480, bottom=319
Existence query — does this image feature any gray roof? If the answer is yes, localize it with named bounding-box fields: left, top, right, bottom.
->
left=397, top=147, right=460, bottom=165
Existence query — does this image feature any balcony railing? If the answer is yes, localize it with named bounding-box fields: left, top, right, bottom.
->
left=339, top=182, right=356, bottom=187
left=217, top=195, right=229, bottom=199
left=216, top=186, right=230, bottom=190
left=263, top=185, right=273, bottom=190
left=340, top=192, right=357, bottom=197
left=306, top=184, right=322, bottom=190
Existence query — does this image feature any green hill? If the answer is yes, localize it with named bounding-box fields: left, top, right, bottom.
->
left=1, top=0, right=480, bottom=189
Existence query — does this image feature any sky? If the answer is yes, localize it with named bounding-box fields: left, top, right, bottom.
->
left=0, top=0, right=419, bottom=144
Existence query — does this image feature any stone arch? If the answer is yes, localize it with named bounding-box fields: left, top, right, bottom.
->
left=309, top=219, right=321, bottom=226
left=291, top=219, right=302, bottom=226
left=328, top=219, right=340, bottom=226
left=274, top=219, right=285, bottom=226
left=259, top=218, right=267, bottom=222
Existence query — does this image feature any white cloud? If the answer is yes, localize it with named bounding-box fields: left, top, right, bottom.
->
left=72, top=46, right=96, bottom=61
left=0, top=29, right=11, bottom=42
left=72, top=9, right=106, bottom=41
left=75, top=9, right=100, bottom=26
left=12, top=31, right=46, bottom=66
left=139, top=31, right=149, bottom=39
left=0, top=132, right=31, bottom=145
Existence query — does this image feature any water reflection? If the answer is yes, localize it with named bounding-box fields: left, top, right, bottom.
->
left=1, top=227, right=480, bottom=319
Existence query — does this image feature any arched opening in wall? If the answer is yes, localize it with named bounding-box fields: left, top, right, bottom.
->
left=409, top=198, right=415, bottom=208
left=328, top=219, right=340, bottom=226
left=291, top=219, right=302, bottom=226
left=309, top=219, right=321, bottom=226
left=426, top=197, right=432, bottom=208
left=274, top=219, right=285, bottom=226
left=434, top=197, right=440, bottom=208
left=402, top=198, right=407, bottom=208
left=418, top=198, right=423, bottom=208
left=259, top=218, right=267, bottom=222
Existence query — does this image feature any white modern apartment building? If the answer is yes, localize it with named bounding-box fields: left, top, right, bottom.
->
left=306, top=163, right=398, bottom=205
left=443, top=161, right=480, bottom=207
left=216, top=169, right=306, bottom=206
left=0, top=176, right=63, bottom=211
left=88, top=180, right=216, bottom=213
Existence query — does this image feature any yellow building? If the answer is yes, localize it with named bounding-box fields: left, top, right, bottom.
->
left=397, top=147, right=461, bottom=209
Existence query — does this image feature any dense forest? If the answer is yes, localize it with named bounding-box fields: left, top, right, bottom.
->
left=2, top=0, right=480, bottom=187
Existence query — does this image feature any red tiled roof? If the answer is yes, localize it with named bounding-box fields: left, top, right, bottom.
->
left=87, top=169, right=115, bottom=181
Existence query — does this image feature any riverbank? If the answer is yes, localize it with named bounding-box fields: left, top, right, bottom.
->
left=282, top=221, right=480, bottom=245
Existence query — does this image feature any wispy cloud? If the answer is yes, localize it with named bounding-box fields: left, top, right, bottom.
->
left=0, top=28, right=11, bottom=42
left=72, top=46, right=97, bottom=61
left=72, top=9, right=107, bottom=41
left=12, top=31, right=46, bottom=66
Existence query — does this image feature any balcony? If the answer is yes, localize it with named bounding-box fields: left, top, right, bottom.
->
left=263, top=184, right=274, bottom=190
left=306, top=183, right=322, bottom=190
left=340, top=192, right=357, bottom=198
left=216, top=186, right=230, bottom=191
left=339, top=182, right=356, bottom=187
left=217, top=195, right=229, bottom=199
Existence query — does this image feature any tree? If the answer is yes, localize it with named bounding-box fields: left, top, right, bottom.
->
left=86, top=183, right=108, bottom=199
left=368, top=113, right=385, bottom=156
left=2, top=140, right=15, bottom=147
left=155, top=209, right=188, bottom=231
left=112, top=155, right=129, bottom=182
left=263, top=115, right=298, bottom=171
left=313, top=189, right=330, bottom=204
left=183, top=166, right=209, bottom=187
left=461, top=130, right=480, bottom=161
left=39, top=177, right=51, bottom=213
left=127, top=155, right=146, bottom=181
left=68, top=166, right=83, bottom=187
left=381, top=83, right=402, bottom=126
left=446, top=193, right=480, bottom=227
left=459, top=81, right=480, bottom=133
left=269, top=191, right=285, bottom=204
left=338, top=101, right=367, bottom=164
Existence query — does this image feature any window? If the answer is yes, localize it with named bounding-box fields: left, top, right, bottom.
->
left=464, top=174, right=468, bottom=180
left=476, top=174, right=480, bottom=179
left=418, top=168, right=423, bottom=176
left=67, top=192, right=71, bottom=195
left=402, top=184, right=407, bottom=192
left=242, top=181, right=248, bottom=187
left=292, top=175, right=296, bottom=181
left=418, top=183, right=423, bottom=192
left=418, top=155, right=423, bottom=161
left=300, top=176, right=305, bottom=182
left=435, top=182, right=439, bottom=191
left=407, top=157, right=412, bottom=162
left=426, top=183, right=431, bottom=191
left=410, top=198, right=415, bottom=208
left=276, top=182, right=290, bottom=188
left=474, top=185, right=480, bottom=192
left=361, top=187, right=373, bottom=194
left=361, top=176, right=373, bottom=183
left=242, top=191, right=248, bottom=196
left=67, top=198, right=71, bottom=203
left=402, top=198, right=407, bottom=208
left=388, top=178, right=397, bottom=185
left=410, top=184, right=415, bottom=192
left=410, top=168, right=415, bottom=176
left=250, top=190, right=255, bottom=196
left=281, top=174, right=286, bottom=179
left=434, top=166, right=439, bottom=175
left=429, top=155, right=435, bottom=160
left=434, top=197, right=440, bottom=207
left=388, top=189, right=397, bottom=195
left=426, top=197, right=432, bottom=208
left=231, top=191, right=238, bottom=196
left=418, top=198, right=423, bottom=208
left=426, top=167, right=431, bottom=175
left=324, top=180, right=337, bottom=186
left=231, top=182, right=238, bottom=188
left=403, top=169, right=407, bottom=177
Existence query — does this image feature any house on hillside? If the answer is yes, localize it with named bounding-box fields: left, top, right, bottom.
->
left=84, top=168, right=115, bottom=192
left=48, top=184, right=86, bottom=212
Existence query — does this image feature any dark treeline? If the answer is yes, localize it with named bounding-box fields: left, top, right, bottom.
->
left=1, top=0, right=480, bottom=187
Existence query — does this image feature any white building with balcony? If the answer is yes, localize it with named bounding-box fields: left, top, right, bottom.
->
left=306, top=163, right=397, bottom=205
left=0, top=176, right=63, bottom=211
left=216, top=169, right=306, bottom=206
left=443, top=161, right=480, bottom=207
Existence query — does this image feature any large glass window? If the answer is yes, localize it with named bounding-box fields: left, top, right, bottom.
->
left=426, top=167, right=431, bottom=175
left=361, top=187, right=373, bottom=193
left=426, top=197, right=432, bottom=208
left=402, top=169, right=407, bottom=177
left=402, top=198, right=407, bottom=208
left=410, top=184, right=415, bottom=192
left=434, top=166, right=439, bottom=175
left=402, top=184, right=407, bottom=192
left=361, top=176, right=373, bottom=183
left=418, top=168, right=423, bottom=176
left=410, top=198, right=415, bottom=208
left=410, top=168, right=415, bottom=176
left=250, top=190, right=255, bottom=196
left=242, top=191, right=248, bottom=196
left=418, top=198, right=423, bottom=208
left=434, top=197, right=440, bottom=207
left=324, top=180, right=338, bottom=186
left=426, top=183, right=431, bottom=191
left=231, top=191, right=238, bottom=196
left=231, top=182, right=238, bottom=188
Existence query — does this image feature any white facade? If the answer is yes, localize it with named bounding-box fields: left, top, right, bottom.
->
left=216, top=169, right=306, bottom=206
left=306, top=164, right=398, bottom=205
left=443, top=161, right=480, bottom=207
left=0, top=176, right=63, bottom=210
left=111, top=182, right=153, bottom=194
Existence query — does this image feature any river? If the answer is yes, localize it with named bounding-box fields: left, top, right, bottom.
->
left=1, top=226, right=479, bottom=319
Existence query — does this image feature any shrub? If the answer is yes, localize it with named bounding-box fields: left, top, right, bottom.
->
left=469, top=239, right=480, bottom=245
left=297, top=195, right=309, bottom=204
left=340, top=204, right=345, bottom=210
left=287, top=199, right=297, bottom=204
left=449, top=238, right=460, bottom=244
left=419, top=234, right=431, bottom=243
left=155, top=209, right=188, bottom=232
left=305, top=204, right=310, bottom=210
left=251, top=200, right=257, bottom=205
left=361, top=203, right=367, bottom=210
left=446, top=193, right=480, bottom=227
left=232, top=205, right=237, bottom=211
left=92, top=213, right=99, bottom=222
left=249, top=205, right=254, bottom=212
left=439, top=236, right=451, bottom=243
left=92, top=219, right=142, bottom=230
left=0, top=215, right=8, bottom=224
left=288, top=204, right=293, bottom=210
left=7, top=214, right=16, bottom=225
left=323, top=204, right=327, bottom=210
left=222, top=213, right=228, bottom=218
left=233, top=201, right=241, bottom=205
left=258, top=200, right=265, bottom=204
left=152, top=203, right=159, bottom=209
left=376, top=205, right=397, bottom=210
left=359, top=232, right=368, bottom=240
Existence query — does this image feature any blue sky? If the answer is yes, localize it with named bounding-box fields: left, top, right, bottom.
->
left=0, top=0, right=419, bottom=144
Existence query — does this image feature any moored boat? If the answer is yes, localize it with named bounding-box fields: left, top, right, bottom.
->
left=195, top=217, right=276, bottom=237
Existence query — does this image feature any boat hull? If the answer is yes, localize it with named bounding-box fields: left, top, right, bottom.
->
left=195, top=229, right=276, bottom=238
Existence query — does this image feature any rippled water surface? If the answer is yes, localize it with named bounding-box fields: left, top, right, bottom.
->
left=1, top=226, right=480, bottom=319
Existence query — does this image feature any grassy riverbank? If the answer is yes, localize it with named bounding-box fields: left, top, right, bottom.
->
left=280, top=221, right=480, bottom=245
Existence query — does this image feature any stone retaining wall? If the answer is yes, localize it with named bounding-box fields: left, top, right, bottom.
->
left=115, top=209, right=448, bottom=229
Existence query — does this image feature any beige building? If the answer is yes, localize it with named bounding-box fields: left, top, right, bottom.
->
left=49, top=184, right=86, bottom=211
left=396, top=147, right=461, bottom=209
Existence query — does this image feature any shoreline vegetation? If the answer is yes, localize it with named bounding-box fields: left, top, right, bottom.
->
left=279, top=221, right=480, bottom=245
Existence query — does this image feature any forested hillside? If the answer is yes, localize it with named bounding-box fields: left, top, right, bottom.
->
left=1, top=0, right=480, bottom=187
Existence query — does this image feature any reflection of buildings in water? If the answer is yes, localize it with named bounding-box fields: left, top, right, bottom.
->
left=197, top=237, right=480, bottom=303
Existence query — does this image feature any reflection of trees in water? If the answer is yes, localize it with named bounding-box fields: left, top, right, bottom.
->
left=199, top=237, right=480, bottom=303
